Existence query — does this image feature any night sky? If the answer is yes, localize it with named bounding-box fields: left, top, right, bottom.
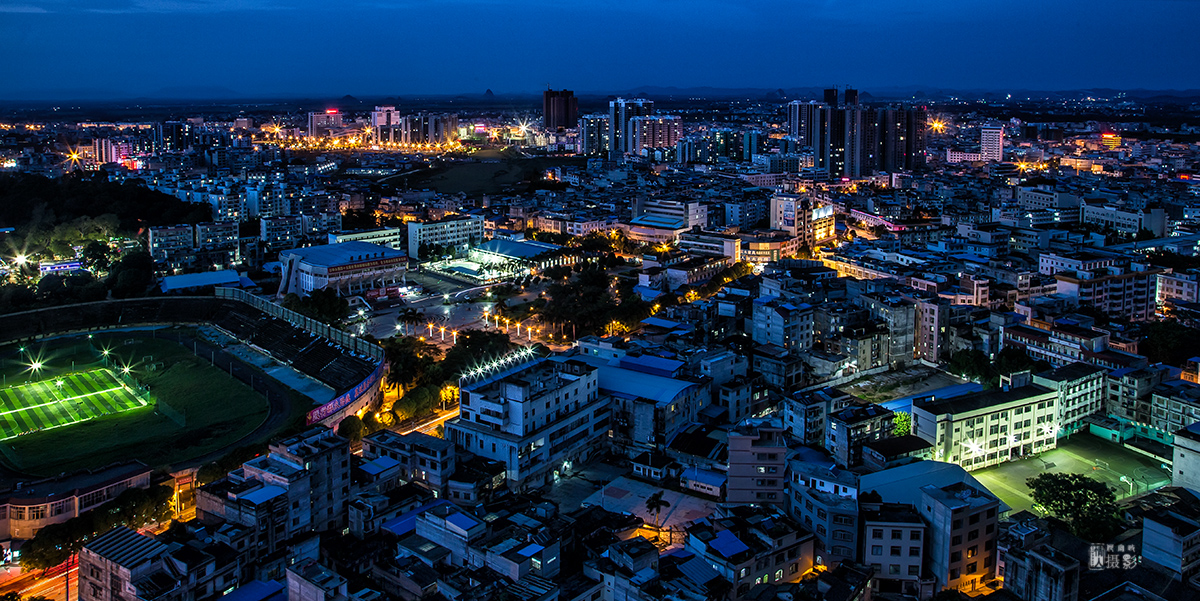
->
left=2, top=0, right=1198, bottom=99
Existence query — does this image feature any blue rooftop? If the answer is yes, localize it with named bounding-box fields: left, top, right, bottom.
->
left=618, top=354, right=683, bottom=378
left=569, top=355, right=697, bottom=406
left=222, top=581, right=285, bottom=601
left=883, top=382, right=983, bottom=414
left=681, top=466, right=726, bottom=488
left=474, top=238, right=561, bottom=259
left=160, top=270, right=243, bottom=292
left=710, top=529, right=751, bottom=558
left=380, top=499, right=454, bottom=537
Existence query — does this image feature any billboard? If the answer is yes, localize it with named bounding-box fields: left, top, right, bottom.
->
left=326, top=256, right=405, bottom=276
left=306, top=360, right=386, bottom=424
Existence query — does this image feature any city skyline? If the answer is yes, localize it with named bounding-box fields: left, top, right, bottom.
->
left=2, top=0, right=1199, bottom=99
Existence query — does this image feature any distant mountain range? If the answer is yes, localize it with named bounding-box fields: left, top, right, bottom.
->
left=4, top=85, right=1200, bottom=104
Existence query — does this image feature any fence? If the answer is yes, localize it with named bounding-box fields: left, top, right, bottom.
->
left=214, top=287, right=384, bottom=361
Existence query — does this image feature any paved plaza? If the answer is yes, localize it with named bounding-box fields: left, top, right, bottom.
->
left=973, top=434, right=1171, bottom=514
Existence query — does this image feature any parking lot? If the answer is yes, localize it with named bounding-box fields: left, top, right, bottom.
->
left=972, top=434, right=1172, bottom=514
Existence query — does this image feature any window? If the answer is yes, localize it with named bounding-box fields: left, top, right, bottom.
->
left=891, top=529, right=902, bottom=540
left=951, top=551, right=962, bottom=563
left=871, top=545, right=883, bottom=556
left=968, top=529, right=979, bottom=541
left=28, top=506, right=46, bottom=520
left=872, top=529, right=884, bottom=539
left=950, top=568, right=960, bottom=580
left=889, top=565, right=900, bottom=575
left=890, top=546, right=901, bottom=556
left=952, top=519, right=962, bottom=529
left=967, top=562, right=978, bottom=575
left=909, top=547, right=920, bottom=557
left=908, top=565, right=920, bottom=576
left=952, top=535, right=962, bottom=545
left=910, top=530, right=921, bottom=541
left=967, top=546, right=978, bottom=559
left=969, top=513, right=980, bottom=525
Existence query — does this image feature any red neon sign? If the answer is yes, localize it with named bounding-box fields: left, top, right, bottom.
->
left=326, top=109, right=338, bottom=114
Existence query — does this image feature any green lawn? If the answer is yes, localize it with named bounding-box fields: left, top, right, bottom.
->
left=0, top=336, right=270, bottom=475
left=0, top=369, right=147, bottom=440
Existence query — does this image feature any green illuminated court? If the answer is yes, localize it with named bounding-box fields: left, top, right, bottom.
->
left=0, top=369, right=149, bottom=441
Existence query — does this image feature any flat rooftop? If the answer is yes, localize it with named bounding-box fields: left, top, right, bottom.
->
left=914, top=384, right=1054, bottom=416
left=280, top=241, right=405, bottom=267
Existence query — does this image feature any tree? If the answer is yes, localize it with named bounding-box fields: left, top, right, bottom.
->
left=381, top=335, right=443, bottom=391
left=21, top=484, right=173, bottom=570
left=893, top=411, right=912, bottom=437
left=645, top=490, right=671, bottom=529
left=543, top=265, right=572, bottom=281
left=1, top=594, right=50, bottom=601
left=947, top=349, right=989, bottom=381
left=337, top=415, right=365, bottom=442
left=281, top=288, right=351, bottom=324
left=1140, top=320, right=1200, bottom=367
left=81, top=240, right=114, bottom=271
left=1027, top=473, right=1123, bottom=542
left=106, top=251, right=155, bottom=299
left=395, top=308, right=425, bottom=336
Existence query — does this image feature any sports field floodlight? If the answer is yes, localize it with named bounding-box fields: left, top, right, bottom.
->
left=102, top=349, right=109, bottom=356
left=55, top=380, right=64, bottom=388
left=121, top=366, right=131, bottom=375
left=13, top=255, right=26, bottom=266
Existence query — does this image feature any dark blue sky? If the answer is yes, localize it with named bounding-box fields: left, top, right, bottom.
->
left=2, top=0, right=1198, bottom=99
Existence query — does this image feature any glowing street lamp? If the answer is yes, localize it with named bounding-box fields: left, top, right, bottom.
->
left=427, top=322, right=435, bottom=337
left=451, top=330, right=458, bottom=344
left=439, top=326, right=446, bottom=341
left=14, top=254, right=27, bottom=266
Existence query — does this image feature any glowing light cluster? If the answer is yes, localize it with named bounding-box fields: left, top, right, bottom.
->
left=461, top=346, right=539, bottom=381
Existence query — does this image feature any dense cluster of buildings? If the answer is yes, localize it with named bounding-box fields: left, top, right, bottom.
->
left=8, top=89, right=1200, bottom=601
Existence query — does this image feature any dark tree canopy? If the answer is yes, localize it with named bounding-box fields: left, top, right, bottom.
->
left=0, top=171, right=211, bottom=243
left=281, top=288, right=352, bottom=324
left=1027, top=473, right=1123, bottom=542
left=21, top=484, right=173, bottom=570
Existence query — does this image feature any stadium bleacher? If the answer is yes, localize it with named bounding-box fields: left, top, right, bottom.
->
left=0, top=297, right=378, bottom=394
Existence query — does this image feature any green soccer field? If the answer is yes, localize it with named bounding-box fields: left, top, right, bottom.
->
left=0, top=369, right=149, bottom=441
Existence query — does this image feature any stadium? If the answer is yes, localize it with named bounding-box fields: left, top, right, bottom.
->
left=0, top=288, right=386, bottom=478
left=0, top=367, right=149, bottom=441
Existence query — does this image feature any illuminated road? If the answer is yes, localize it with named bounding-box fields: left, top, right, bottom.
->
left=396, top=406, right=459, bottom=436
left=20, top=566, right=76, bottom=601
